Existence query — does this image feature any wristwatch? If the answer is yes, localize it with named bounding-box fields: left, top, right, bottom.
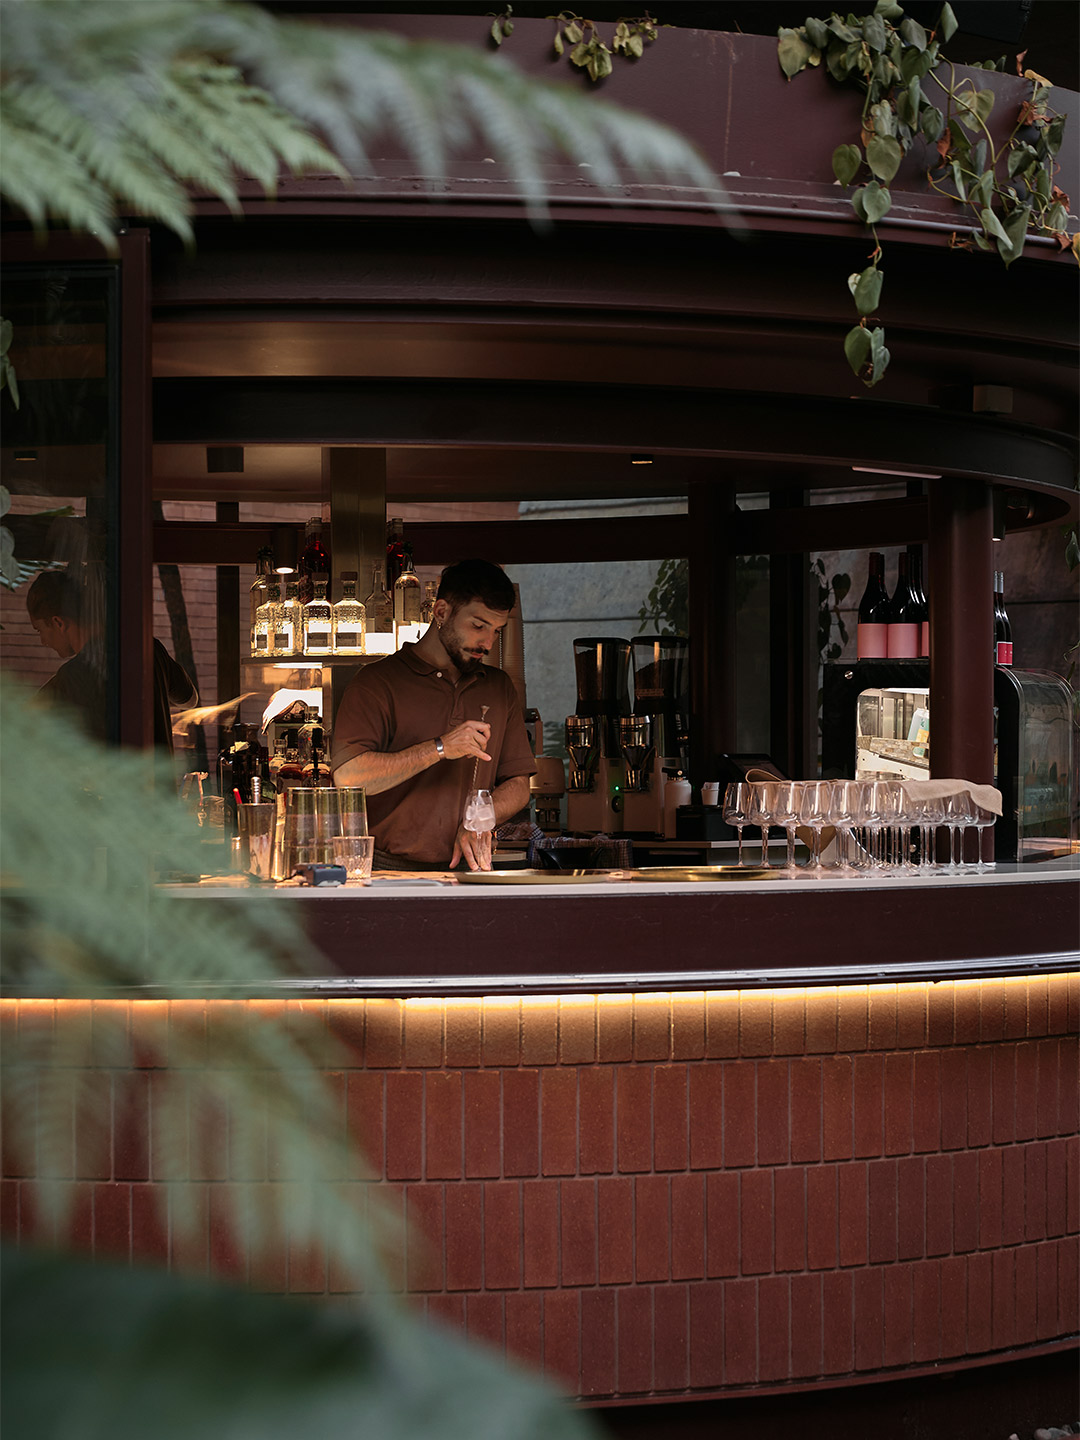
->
left=434, top=736, right=445, bottom=759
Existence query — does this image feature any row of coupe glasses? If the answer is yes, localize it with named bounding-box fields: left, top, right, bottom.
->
left=722, top=779, right=997, bottom=873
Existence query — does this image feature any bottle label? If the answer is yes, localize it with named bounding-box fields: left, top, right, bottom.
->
left=996, top=641, right=1013, bottom=666
left=886, top=623, right=919, bottom=659
left=920, top=620, right=930, bottom=657
left=857, top=623, right=888, bottom=659
left=335, top=630, right=360, bottom=650
left=274, top=629, right=291, bottom=652
left=255, top=633, right=268, bottom=652
left=306, top=624, right=332, bottom=652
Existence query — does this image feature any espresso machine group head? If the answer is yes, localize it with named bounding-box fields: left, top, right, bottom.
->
left=565, top=637, right=630, bottom=833
left=620, top=635, right=689, bottom=836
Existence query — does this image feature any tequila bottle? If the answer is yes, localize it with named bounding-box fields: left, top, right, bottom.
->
left=393, top=546, right=421, bottom=629
left=332, top=571, right=366, bottom=654
left=302, top=573, right=333, bottom=655
left=280, top=580, right=302, bottom=656
left=365, top=562, right=393, bottom=634
left=253, top=583, right=274, bottom=657
left=249, top=546, right=273, bottom=655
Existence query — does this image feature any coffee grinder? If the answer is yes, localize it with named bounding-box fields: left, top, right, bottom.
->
left=565, top=637, right=630, bottom=833
left=619, top=635, right=689, bottom=836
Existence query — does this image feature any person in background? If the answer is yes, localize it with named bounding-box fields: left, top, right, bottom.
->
left=331, top=558, right=535, bottom=871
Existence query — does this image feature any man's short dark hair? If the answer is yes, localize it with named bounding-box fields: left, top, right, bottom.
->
left=438, top=559, right=516, bottom=614
left=26, top=568, right=84, bottom=623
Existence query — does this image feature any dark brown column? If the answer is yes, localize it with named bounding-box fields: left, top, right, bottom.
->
left=927, top=479, right=995, bottom=787
left=769, top=489, right=817, bottom=779
left=688, top=483, right=736, bottom=788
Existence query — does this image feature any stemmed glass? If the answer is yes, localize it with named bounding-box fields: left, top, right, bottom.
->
left=798, top=781, right=831, bottom=870
left=943, top=790, right=976, bottom=872
left=910, top=790, right=946, bottom=871
left=826, top=779, right=859, bottom=870
left=722, top=782, right=751, bottom=867
left=768, top=780, right=800, bottom=870
left=748, top=782, right=773, bottom=867
left=971, top=799, right=997, bottom=871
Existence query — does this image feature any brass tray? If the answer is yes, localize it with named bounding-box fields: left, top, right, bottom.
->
left=630, top=865, right=780, bottom=882
left=455, top=868, right=626, bottom=885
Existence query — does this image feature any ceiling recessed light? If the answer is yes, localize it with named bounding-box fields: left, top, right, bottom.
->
left=630, top=453, right=653, bottom=465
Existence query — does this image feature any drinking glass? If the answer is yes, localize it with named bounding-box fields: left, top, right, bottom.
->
left=331, top=834, right=374, bottom=883
left=237, top=802, right=276, bottom=881
left=798, top=781, right=830, bottom=870
left=769, top=780, right=800, bottom=869
left=943, top=790, right=977, bottom=872
left=971, top=799, right=997, bottom=871
left=912, top=791, right=946, bottom=871
left=464, top=789, right=496, bottom=834
left=722, top=782, right=751, bottom=866
left=748, top=782, right=773, bottom=866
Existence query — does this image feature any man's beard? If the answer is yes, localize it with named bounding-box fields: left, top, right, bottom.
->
left=442, top=626, right=485, bottom=675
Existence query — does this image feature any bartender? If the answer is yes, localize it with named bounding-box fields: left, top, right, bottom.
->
left=331, top=558, right=535, bottom=871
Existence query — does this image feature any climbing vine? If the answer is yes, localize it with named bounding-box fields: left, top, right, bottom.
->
left=490, top=7, right=660, bottom=82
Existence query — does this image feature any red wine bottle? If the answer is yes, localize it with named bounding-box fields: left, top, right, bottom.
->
left=907, top=545, right=929, bottom=657
left=857, top=551, right=890, bottom=659
left=995, top=571, right=1013, bottom=666
left=886, top=551, right=920, bottom=658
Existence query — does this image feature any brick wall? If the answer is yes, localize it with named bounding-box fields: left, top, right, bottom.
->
left=2, top=975, right=1077, bottom=1403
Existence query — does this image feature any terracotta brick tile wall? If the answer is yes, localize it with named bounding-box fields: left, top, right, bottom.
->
left=2, top=975, right=1077, bottom=1403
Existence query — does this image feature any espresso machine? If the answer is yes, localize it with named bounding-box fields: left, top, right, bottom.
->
left=619, top=636, right=689, bottom=836
left=565, top=637, right=630, bottom=833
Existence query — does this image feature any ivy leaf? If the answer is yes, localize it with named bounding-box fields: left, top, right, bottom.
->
left=950, top=161, right=968, bottom=200
left=957, top=87, right=995, bottom=131
left=853, top=265, right=884, bottom=315
left=588, top=46, right=613, bottom=80
left=1046, top=201, right=1069, bottom=231
left=921, top=105, right=945, bottom=143
left=627, top=32, right=644, bottom=58
left=832, top=143, right=862, bottom=186
left=1046, top=116, right=1065, bottom=155
left=827, top=17, right=859, bottom=42
left=832, top=573, right=852, bottom=604
left=853, top=179, right=892, bottom=223
left=939, top=3, right=958, bottom=42
left=570, top=41, right=590, bottom=66
left=564, top=21, right=583, bottom=43
left=491, top=19, right=503, bottom=45
left=979, top=204, right=1012, bottom=247
left=844, top=324, right=872, bottom=375
left=862, top=13, right=887, bottom=52
left=1007, top=144, right=1038, bottom=178
left=896, top=78, right=921, bottom=127
left=868, top=327, right=890, bottom=383
left=553, top=29, right=564, bottom=54
left=900, top=17, right=927, bottom=51
left=969, top=169, right=994, bottom=209
left=805, top=16, right=830, bottom=49
left=998, top=204, right=1031, bottom=266
left=778, top=27, right=814, bottom=78
left=875, top=0, right=905, bottom=18
left=870, top=100, right=896, bottom=137
left=866, top=134, right=903, bottom=183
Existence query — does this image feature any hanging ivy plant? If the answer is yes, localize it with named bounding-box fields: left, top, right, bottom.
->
left=490, top=7, right=660, bottom=82
left=778, top=1, right=1076, bottom=386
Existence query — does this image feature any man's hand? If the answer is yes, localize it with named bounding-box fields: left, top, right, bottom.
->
left=440, top=721, right=491, bottom=763
left=451, top=823, right=493, bottom=872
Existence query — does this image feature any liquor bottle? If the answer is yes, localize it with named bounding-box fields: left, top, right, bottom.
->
left=302, top=573, right=333, bottom=656
left=886, top=551, right=920, bottom=658
left=332, top=571, right=366, bottom=654
left=263, top=580, right=288, bottom=657
left=393, top=545, right=422, bottom=629
left=420, top=580, right=438, bottom=626
left=365, top=562, right=393, bottom=634
left=856, top=551, right=890, bottom=659
left=995, top=572, right=1013, bottom=666
left=297, top=517, right=330, bottom=604
left=907, top=545, right=930, bottom=657
left=385, top=517, right=406, bottom=591
left=249, top=546, right=273, bottom=656
left=280, top=580, right=302, bottom=656
left=253, top=582, right=274, bottom=657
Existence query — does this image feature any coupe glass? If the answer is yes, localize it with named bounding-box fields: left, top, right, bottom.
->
left=722, top=782, right=752, bottom=866
left=464, top=789, right=496, bottom=834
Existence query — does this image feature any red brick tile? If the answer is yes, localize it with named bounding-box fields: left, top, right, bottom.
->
left=822, top=1056, right=853, bottom=1163
left=1003, top=978, right=1029, bottom=1040
left=653, top=1065, right=688, bottom=1172
left=838, top=1163, right=868, bottom=1267
left=772, top=990, right=805, bottom=1057
left=774, top=1167, right=806, bottom=1273
left=1036, top=1241, right=1059, bottom=1341
left=0, top=1179, right=17, bottom=1242
left=897, top=985, right=928, bottom=1050
left=114, top=1072, right=150, bottom=1182
left=1046, top=1137, right=1069, bottom=1238
left=1059, top=1037, right=1079, bottom=1136
left=348, top=1072, right=384, bottom=1178
left=807, top=1164, right=838, bottom=1271
left=883, top=1262, right=915, bottom=1368
left=405, top=1185, right=443, bottom=1293
left=543, top=1290, right=580, bottom=1393
left=505, top=1292, right=543, bottom=1372
left=671, top=1174, right=705, bottom=1281
left=559, top=997, right=596, bottom=1065
left=654, top=1283, right=689, bottom=1391
left=635, top=1174, right=671, bottom=1282
left=854, top=1054, right=885, bottom=1159
left=966, top=1046, right=993, bottom=1148
left=286, top=1226, right=327, bottom=1296
left=1025, top=1141, right=1048, bottom=1242
left=723, top=1277, right=757, bottom=1385
left=75, top=1072, right=111, bottom=1181
left=757, top=1062, right=790, bottom=1167
left=705, top=991, right=740, bottom=1059
left=822, top=1270, right=854, bottom=1375
left=913, top=1259, right=941, bottom=1364
left=980, top=979, right=1006, bottom=1042
left=425, top=1071, right=462, bottom=1181
left=466, top=1292, right=505, bottom=1353
left=853, top=1267, right=884, bottom=1372
left=208, top=1184, right=246, bottom=1283
left=672, top=992, right=706, bottom=1061
left=169, top=1181, right=208, bottom=1277
left=444, top=1001, right=481, bottom=1069
left=131, top=1182, right=168, bottom=1264
left=373, top=1181, right=406, bottom=1293
left=757, top=1274, right=790, bottom=1383
left=1068, top=1135, right=1080, bottom=1238
left=520, top=1000, right=558, bottom=1067
left=927, top=982, right=955, bottom=1047
left=837, top=987, right=869, bottom=1052
left=579, top=1066, right=614, bottom=1175
left=634, top=994, right=671, bottom=1062
left=327, top=1001, right=365, bottom=1066
left=948, top=982, right=977, bottom=1046
left=463, top=1070, right=500, bottom=1179
left=689, top=1280, right=724, bottom=1386
left=868, top=985, right=897, bottom=1051
left=790, top=1059, right=822, bottom=1165
left=884, top=1053, right=914, bottom=1157
left=953, top=1150, right=980, bottom=1254
left=939, top=1254, right=966, bottom=1357
left=445, top=1181, right=483, bottom=1291
left=896, top=1156, right=924, bottom=1261
left=364, top=1000, right=403, bottom=1068
left=912, top=1051, right=941, bottom=1155
left=617, top=1285, right=653, bottom=1394
left=925, top=1154, right=953, bottom=1257
left=541, top=1068, right=577, bottom=1177
left=967, top=1250, right=993, bottom=1354
left=706, top=1172, right=740, bottom=1278
left=790, top=1272, right=823, bottom=1379
left=939, top=1050, right=968, bottom=1150
left=167, top=1000, right=206, bottom=1069
left=1002, top=1144, right=1026, bottom=1246
left=560, top=1177, right=597, bottom=1286
left=740, top=1170, right=774, bottom=1276
left=385, top=1072, right=424, bottom=1181
left=740, top=992, right=772, bottom=1058
left=1036, top=1038, right=1060, bottom=1139
left=722, top=1062, right=756, bottom=1169
left=580, top=1288, right=617, bottom=1397
left=598, top=1175, right=635, bottom=1285
left=1015, top=1244, right=1038, bottom=1346
left=1026, top=977, right=1049, bottom=1038
left=483, top=1180, right=521, bottom=1289
left=403, top=1004, right=442, bottom=1069
left=92, top=1182, right=130, bottom=1261
left=1046, top=973, right=1069, bottom=1035
left=979, top=1146, right=1003, bottom=1249
left=502, top=1069, right=539, bottom=1177
left=427, top=1293, right=465, bottom=1332
left=522, top=1178, right=559, bottom=1288
left=868, top=1159, right=898, bottom=1265
left=616, top=1065, right=653, bottom=1173
left=805, top=987, right=838, bottom=1055
left=689, top=1063, right=724, bottom=1170
left=598, top=995, right=634, bottom=1064
left=481, top=998, right=520, bottom=1067
left=1014, top=1042, right=1038, bottom=1143
left=1060, top=1236, right=1079, bottom=1333
left=1068, top=972, right=1080, bottom=1034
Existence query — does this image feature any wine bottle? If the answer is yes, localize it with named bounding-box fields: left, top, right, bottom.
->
left=856, top=551, right=890, bottom=659
left=886, top=551, right=920, bottom=658
left=297, top=517, right=330, bottom=604
left=995, top=571, right=1013, bottom=666
left=907, top=544, right=929, bottom=657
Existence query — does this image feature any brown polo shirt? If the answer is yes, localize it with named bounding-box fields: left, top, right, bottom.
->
left=330, top=644, right=536, bottom=865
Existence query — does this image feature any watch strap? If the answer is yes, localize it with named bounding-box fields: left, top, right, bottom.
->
left=434, top=736, right=445, bottom=759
